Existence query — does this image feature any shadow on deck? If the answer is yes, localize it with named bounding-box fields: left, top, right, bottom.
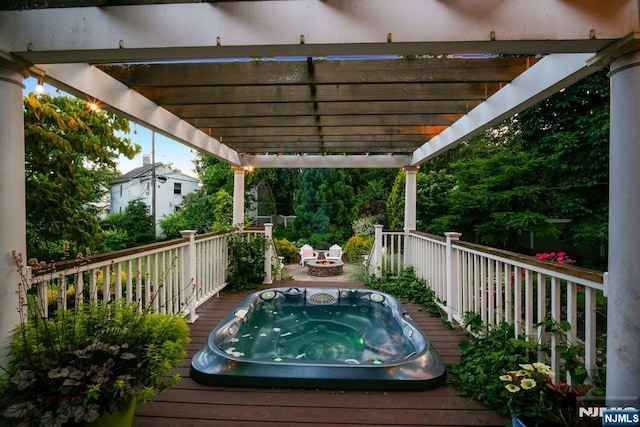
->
left=133, top=266, right=508, bottom=426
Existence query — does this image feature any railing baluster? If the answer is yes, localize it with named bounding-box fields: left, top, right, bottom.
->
left=550, top=277, right=561, bottom=378
left=115, top=263, right=122, bottom=301
left=536, top=272, right=547, bottom=357
left=584, top=286, right=597, bottom=382
left=524, top=268, right=533, bottom=339
left=89, top=268, right=98, bottom=304
left=514, top=266, right=522, bottom=338
left=495, top=262, right=503, bottom=324
left=504, top=264, right=512, bottom=324
left=104, top=264, right=111, bottom=304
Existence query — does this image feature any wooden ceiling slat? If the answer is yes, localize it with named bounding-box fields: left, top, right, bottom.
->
left=167, top=100, right=479, bottom=118
left=191, top=113, right=461, bottom=128
left=137, top=82, right=502, bottom=104
left=206, top=125, right=446, bottom=137
left=97, top=57, right=535, bottom=87
left=230, top=143, right=421, bottom=154
left=220, top=135, right=430, bottom=143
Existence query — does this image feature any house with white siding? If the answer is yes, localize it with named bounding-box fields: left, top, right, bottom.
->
left=110, top=160, right=200, bottom=236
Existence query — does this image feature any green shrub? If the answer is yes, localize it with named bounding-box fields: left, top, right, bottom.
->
left=352, top=215, right=383, bottom=236
left=226, top=233, right=267, bottom=292
left=1, top=299, right=189, bottom=425
left=367, top=267, right=441, bottom=316
left=274, top=238, right=298, bottom=263
left=103, top=229, right=130, bottom=251
left=273, top=224, right=299, bottom=242
left=343, top=233, right=373, bottom=263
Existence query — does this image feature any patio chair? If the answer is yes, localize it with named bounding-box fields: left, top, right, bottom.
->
left=325, top=244, right=343, bottom=262
left=299, top=244, right=318, bottom=265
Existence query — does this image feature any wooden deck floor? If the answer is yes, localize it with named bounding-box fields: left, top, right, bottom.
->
left=133, top=281, right=508, bottom=427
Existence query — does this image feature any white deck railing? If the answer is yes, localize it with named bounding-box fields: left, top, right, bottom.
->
left=27, top=230, right=238, bottom=323
left=368, top=226, right=606, bottom=384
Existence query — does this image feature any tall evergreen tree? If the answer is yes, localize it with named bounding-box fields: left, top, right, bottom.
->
left=293, top=169, right=355, bottom=245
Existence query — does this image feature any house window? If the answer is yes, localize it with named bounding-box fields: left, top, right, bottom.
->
left=174, top=182, right=182, bottom=195
left=119, top=185, right=123, bottom=197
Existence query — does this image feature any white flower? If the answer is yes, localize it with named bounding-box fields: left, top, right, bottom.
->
left=515, top=369, right=529, bottom=377
left=519, top=363, right=534, bottom=372
left=499, top=375, right=513, bottom=381
left=533, top=362, right=551, bottom=371
left=520, top=378, right=537, bottom=390
left=505, top=384, right=521, bottom=393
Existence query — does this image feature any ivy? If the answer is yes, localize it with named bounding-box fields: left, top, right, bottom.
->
left=366, top=267, right=443, bottom=317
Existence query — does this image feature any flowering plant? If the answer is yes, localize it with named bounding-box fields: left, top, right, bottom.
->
left=501, top=362, right=595, bottom=426
left=535, top=252, right=574, bottom=265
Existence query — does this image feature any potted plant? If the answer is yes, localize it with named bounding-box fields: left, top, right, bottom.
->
left=500, top=362, right=595, bottom=427
left=0, top=249, right=191, bottom=426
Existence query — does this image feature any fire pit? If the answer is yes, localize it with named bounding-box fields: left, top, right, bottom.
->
left=307, top=259, right=344, bottom=277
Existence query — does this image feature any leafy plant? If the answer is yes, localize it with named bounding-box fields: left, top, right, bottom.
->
left=226, top=232, right=267, bottom=292
left=24, top=93, right=140, bottom=260
left=351, top=215, right=383, bottom=237
left=101, top=200, right=155, bottom=248
left=0, top=250, right=190, bottom=425
left=273, top=238, right=298, bottom=263
left=450, top=320, right=604, bottom=425
left=449, top=322, right=540, bottom=415
left=462, top=311, right=483, bottom=333
left=367, top=267, right=442, bottom=317
left=343, top=233, right=373, bottom=264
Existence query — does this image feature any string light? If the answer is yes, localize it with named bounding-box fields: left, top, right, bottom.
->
left=35, top=76, right=45, bottom=94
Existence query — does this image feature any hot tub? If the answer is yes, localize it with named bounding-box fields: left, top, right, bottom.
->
left=190, top=287, right=447, bottom=390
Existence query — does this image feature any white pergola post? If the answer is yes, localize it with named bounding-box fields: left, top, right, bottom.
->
left=606, top=49, right=640, bottom=407
left=404, top=166, right=418, bottom=233
left=373, top=224, right=384, bottom=278
left=263, top=223, right=273, bottom=285
left=0, top=66, right=26, bottom=366
left=232, top=166, right=245, bottom=231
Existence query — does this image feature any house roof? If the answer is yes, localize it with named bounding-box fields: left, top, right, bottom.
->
left=110, top=163, right=199, bottom=185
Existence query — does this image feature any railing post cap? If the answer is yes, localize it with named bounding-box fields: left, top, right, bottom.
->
left=374, top=224, right=384, bottom=229
left=179, top=230, right=197, bottom=237
left=444, top=232, right=462, bottom=239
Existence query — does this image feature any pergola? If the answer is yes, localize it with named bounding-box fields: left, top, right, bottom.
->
left=0, top=0, right=638, bottom=407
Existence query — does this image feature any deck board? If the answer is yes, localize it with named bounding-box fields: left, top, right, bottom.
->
left=133, top=280, right=507, bottom=427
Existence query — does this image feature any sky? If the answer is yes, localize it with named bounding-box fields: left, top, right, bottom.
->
left=23, top=77, right=199, bottom=178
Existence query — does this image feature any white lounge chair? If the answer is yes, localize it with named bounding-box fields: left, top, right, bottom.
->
left=299, top=244, right=318, bottom=265
left=325, top=244, right=343, bottom=262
